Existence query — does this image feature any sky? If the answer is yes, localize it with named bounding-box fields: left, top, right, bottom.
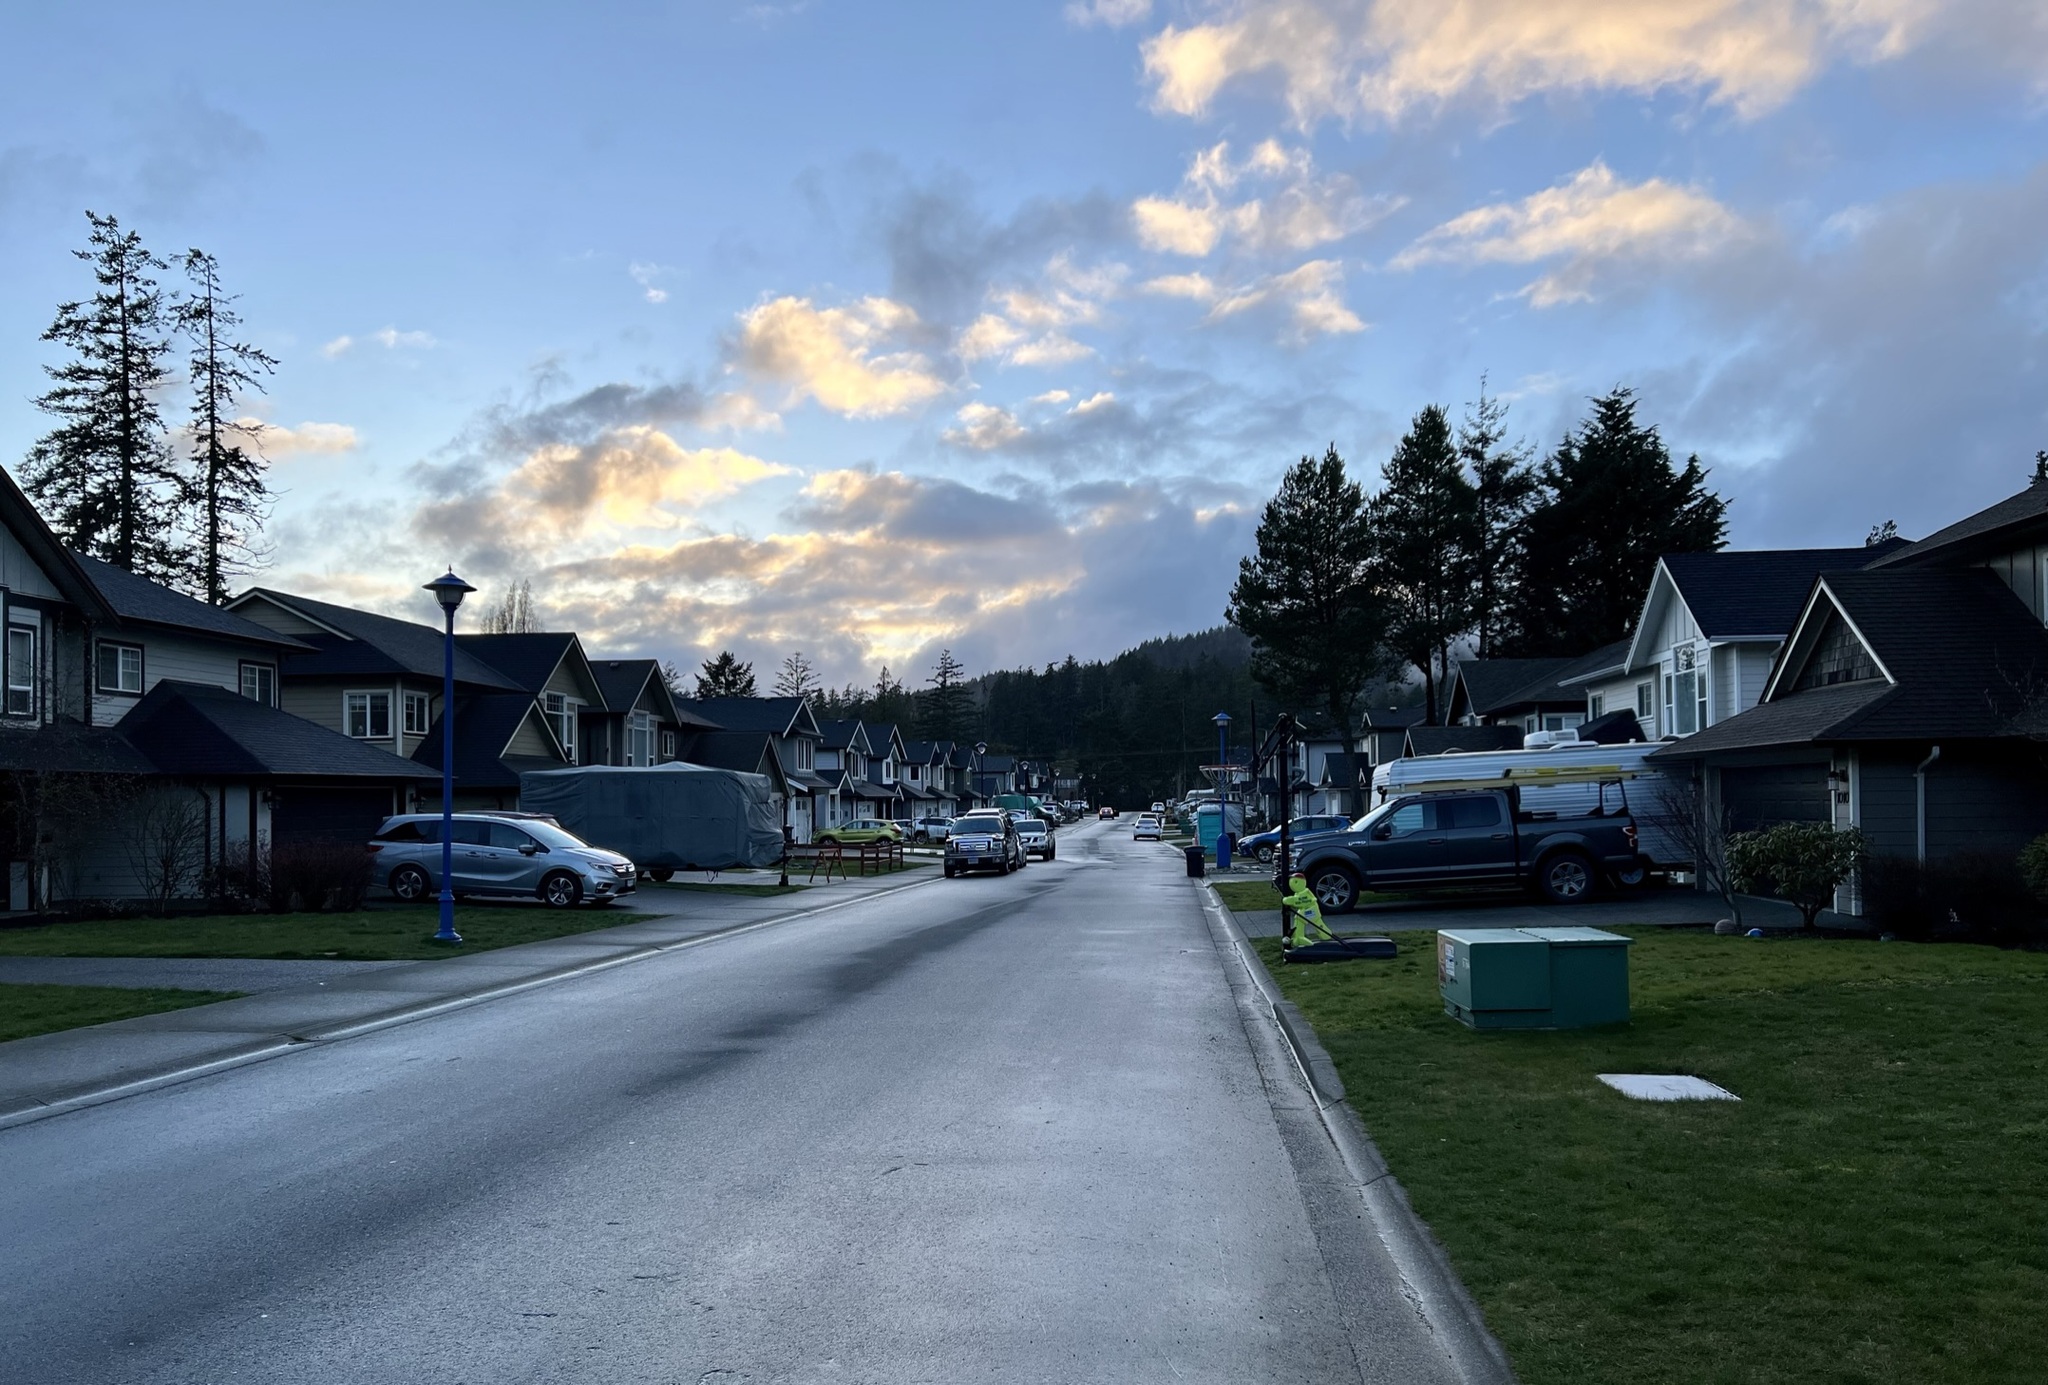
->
left=2, top=1, right=2046, bottom=690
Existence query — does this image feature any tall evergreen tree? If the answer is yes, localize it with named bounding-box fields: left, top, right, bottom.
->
left=695, top=650, right=757, bottom=698
left=1226, top=445, right=1390, bottom=747
left=869, top=665, right=917, bottom=726
left=1458, top=379, right=1539, bottom=658
left=175, top=248, right=277, bottom=603
left=1508, top=388, right=1728, bottom=655
left=1370, top=404, right=1479, bottom=724
left=773, top=651, right=819, bottom=699
left=917, top=648, right=973, bottom=743
left=23, top=212, right=187, bottom=584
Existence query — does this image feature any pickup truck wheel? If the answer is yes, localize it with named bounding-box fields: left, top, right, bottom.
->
left=943, top=862, right=956, bottom=879
left=1610, top=859, right=1649, bottom=890
left=1309, top=865, right=1361, bottom=914
left=1537, top=852, right=1596, bottom=905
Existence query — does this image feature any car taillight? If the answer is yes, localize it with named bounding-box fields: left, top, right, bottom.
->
left=1624, top=825, right=1638, bottom=844
left=366, top=843, right=384, bottom=853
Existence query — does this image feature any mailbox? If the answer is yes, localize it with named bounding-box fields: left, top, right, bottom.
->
left=1437, top=926, right=1631, bottom=1030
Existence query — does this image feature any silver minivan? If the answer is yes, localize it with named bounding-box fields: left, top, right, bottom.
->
left=370, top=813, right=636, bottom=908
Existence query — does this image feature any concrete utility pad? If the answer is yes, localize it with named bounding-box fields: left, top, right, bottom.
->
left=1599, top=1073, right=1740, bottom=1101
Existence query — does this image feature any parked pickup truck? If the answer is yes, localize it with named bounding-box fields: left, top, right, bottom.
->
left=1292, top=787, right=1642, bottom=913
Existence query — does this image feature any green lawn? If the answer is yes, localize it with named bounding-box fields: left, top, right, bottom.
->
left=1211, top=878, right=1406, bottom=913
left=0, top=982, right=239, bottom=1043
left=0, top=906, right=638, bottom=962
left=1254, top=928, right=2048, bottom=1385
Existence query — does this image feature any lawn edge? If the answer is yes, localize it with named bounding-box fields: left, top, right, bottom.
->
left=1195, top=880, right=1521, bottom=1385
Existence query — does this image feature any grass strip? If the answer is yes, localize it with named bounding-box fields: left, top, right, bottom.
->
left=645, top=881, right=809, bottom=897
left=1210, top=878, right=1407, bottom=913
left=0, top=906, right=635, bottom=962
left=0, top=982, right=239, bottom=1043
left=1254, top=927, right=2048, bottom=1385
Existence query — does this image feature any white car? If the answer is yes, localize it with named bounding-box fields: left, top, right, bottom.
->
left=1132, top=815, right=1162, bottom=841
left=1151, top=801, right=1166, bottom=814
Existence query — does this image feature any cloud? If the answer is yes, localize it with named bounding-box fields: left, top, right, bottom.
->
left=255, top=420, right=359, bottom=456
left=732, top=295, right=948, bottom=417
left=943, top=402, right=1029, bottom=450
left=1392, top=161, right=1751, bottom=304
left=1142, top=258, right=1365, bottom=337
left=1139, top=0, right=1954, bottom=126
left=1066, top=0, right=1152, bottom=27
left=628, top=262, right=670, bottom=304
left=321, top=327, right=436, bottom=357
left=1132, top=139, right=1400, bottom=257
left=954, top=253, right=1119, bottom=369
left=505, top=429, right=790, bottom=528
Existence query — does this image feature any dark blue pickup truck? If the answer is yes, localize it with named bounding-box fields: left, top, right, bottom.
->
left=1291, top=787, right=1642, bottom=912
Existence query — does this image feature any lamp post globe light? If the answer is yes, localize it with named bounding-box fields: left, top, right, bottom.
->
left=423, top=570, right=475, bottom=945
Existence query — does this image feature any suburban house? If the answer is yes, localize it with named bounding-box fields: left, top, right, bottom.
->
left=1654, top=483, right=2048, bottom=915
left=1566, top=546, right=1901, bottom=740
left=899, top=739, right=957, bottom=819
left=585, top=658, right=712, bottom=767
left=1360, top=705, right=1427, bottom=770
left=0, top=472, right=437, bottom=905
left=679, top=696, right=828, bottom=841
left=816, top=718, right=877, bottom=829
left=678, top=726, right=796, bottom=835
left=1443, top=656, right=1590, bottom=734
left=972, top=752, right=1018, bottom=801
left=1403, top=725, right=1523, bottom=757
left=455, top=633, right=609, bottom=768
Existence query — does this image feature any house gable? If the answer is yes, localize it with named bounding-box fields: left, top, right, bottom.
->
left=1764, top=580, right=1897, bottom=702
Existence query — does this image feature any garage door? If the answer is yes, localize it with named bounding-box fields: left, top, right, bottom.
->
left=271, top=785, right=399, bottom=845
left=1719, top=764, right=1830, bottom=833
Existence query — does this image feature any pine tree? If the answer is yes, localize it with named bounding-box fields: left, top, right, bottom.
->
left=1459, top=378, right=1539, bottom=658
left=1370, top=404, right=1479, bottom=724
left=174, top=248, right=276, bottom=603
left=917, top=648, right=973, bottom=743
left=773, top=651, right=819, bottom=699
left=1508, top=388, right=1728, bottom=655
left=870, top=665, right=916, bottom=727
left=1226, top=445, right=1391, bottom=747
left=23, top=212, right=188, bottom=584
left=695, top=650, right=757, bottom=698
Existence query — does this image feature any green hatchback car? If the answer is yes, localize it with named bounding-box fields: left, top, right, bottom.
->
left=816, top=818, right=906, bottom=846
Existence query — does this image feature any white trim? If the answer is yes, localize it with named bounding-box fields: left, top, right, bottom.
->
left=224, top=590, right=353, bottom=640
left=1760, top=579, right=1897, bottom=701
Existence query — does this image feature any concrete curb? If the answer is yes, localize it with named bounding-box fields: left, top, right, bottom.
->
left=1198, top=882, right=1520, bottom=1385
left=0, top=871, right=943, bottom=1133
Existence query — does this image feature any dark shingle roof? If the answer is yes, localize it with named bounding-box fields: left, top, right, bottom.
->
left=1660, top=547, right=1889, bottom=639
left=120, top=682, right=438, bottom=779
left=901, top=739, right=943, bottom=763
left=589, top=659, right=656, bottom=714
left=679, top=696, right=811, bottom=735
left=455, top=633, right=581, bottom=697
left=679, top=730, right=802, bottom=793
left=235, top=589, right=521, bottom=689
left=411, top=693, right=562, bottom=788
left=1655, top=569, right=2048, bottom=756
left=0, top=721, right=156, bottom=775
left=1362, top=705, right=1428, bottom=729
left=1320, top=751, right=1369, bottom=786
left=819, top=718, right=867, bottom=751
left=1554, top=638, right=1633, bottom=685
left=1405, top=725, right=1527, bottom=756
left=75, top=557, right=311, bottom=650
left=1451, top=658, right=1579, bottom=716
left=1866, top=484, right=2047, bottom=569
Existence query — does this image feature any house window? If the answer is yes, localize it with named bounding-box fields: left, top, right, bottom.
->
left=660, top=729, right=676, bottom=759
left=794, top=738, right=813, bottom=770
left=1672, top=646, right=1701, bottom=736
left=1635, top=681, right=1653, bottom=720
left=628, top=711, right=655, bottom=767
left=345, top=690, right=393, bottom=739
left=543, top=692, right=579, bottom=762
left=1589, top=693, right=1605, bottom=718
left=239, top=662, right=276, bottom=707
left=404, top=691, right=432, bottom=736
left=6, top=624, right=34, bottom=718
left=97, top=642, right=143, bottom=694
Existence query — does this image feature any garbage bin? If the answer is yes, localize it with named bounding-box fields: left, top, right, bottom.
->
left=1184, top=845, right=1206, bottom=878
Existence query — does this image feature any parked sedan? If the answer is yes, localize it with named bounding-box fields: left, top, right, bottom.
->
left=944, top=812, right=1026, bottom=877
left=913, top=816, right=953, bottom=842
left=370, top=813, right=636, bottom=908
left=1132, top=814, right=1162, bottom=841
left=816, top=818, right=905, bottom=846
left=1235, top=814, right=1355, bottom=864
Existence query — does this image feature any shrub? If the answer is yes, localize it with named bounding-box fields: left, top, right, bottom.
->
left=1727, top=822, right=1867, bottom=928
left=263, top=838, right=374, bottom=913
left=1867, top=850, right=2047, bottom=947
left=2020, top=833, right=2048, bottom=904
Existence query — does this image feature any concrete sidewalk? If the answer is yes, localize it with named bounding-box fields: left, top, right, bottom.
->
left=0, top=866, right=937, bottom=1131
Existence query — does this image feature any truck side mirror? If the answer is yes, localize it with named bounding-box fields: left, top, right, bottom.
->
left=1371, top=824, right=1392, bottom=841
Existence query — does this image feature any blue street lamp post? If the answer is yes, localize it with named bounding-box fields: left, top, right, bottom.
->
left=1212, top=711, right=1233, bottom=869
left=975, top=741, right=989, bottom=806
left=424, top=571, right=475, bottom=944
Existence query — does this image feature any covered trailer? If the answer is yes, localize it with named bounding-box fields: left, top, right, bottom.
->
left=518, top=762, right=785, bottom=872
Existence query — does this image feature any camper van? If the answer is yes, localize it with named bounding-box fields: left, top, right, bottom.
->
left=1371, top=741, right=1688, bottom=872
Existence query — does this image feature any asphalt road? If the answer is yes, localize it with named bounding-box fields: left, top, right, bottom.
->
left=1, top=820, right=1462, bottom=1384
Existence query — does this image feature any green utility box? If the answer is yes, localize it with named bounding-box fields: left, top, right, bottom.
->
left=1436, top=927, right=1632, bottom=1030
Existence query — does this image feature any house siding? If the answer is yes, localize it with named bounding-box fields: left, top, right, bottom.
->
left=92, top=631, right=264, bottom=725
left=1857, top=752, right=1920, bottom=860
left=506, top=713, right=555, bottom=758
left=1926, top=746, right=2048, bottom=859
left=0, top=529, right=64, bottom=601
left=1980, top=543, right=2048, bottom=621
left=231, top=597, right=334, bottom=638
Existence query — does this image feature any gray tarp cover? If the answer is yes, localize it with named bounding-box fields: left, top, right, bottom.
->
left=519, top=763, right=785, bottom=870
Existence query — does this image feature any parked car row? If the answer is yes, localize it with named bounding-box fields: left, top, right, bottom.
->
left=371, top=812, right=637, bottom=909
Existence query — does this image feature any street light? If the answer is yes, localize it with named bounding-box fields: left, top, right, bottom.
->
left=1213, top=711, right=1233, bottom=869
left=423, top=570, right=474, bottom=945
left=974, top=741, right=989, bottom=806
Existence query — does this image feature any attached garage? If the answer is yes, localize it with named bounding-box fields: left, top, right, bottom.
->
left=1718, top=763, right=1831, bottom=834
left=270, top=783, right=403, bottom=845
